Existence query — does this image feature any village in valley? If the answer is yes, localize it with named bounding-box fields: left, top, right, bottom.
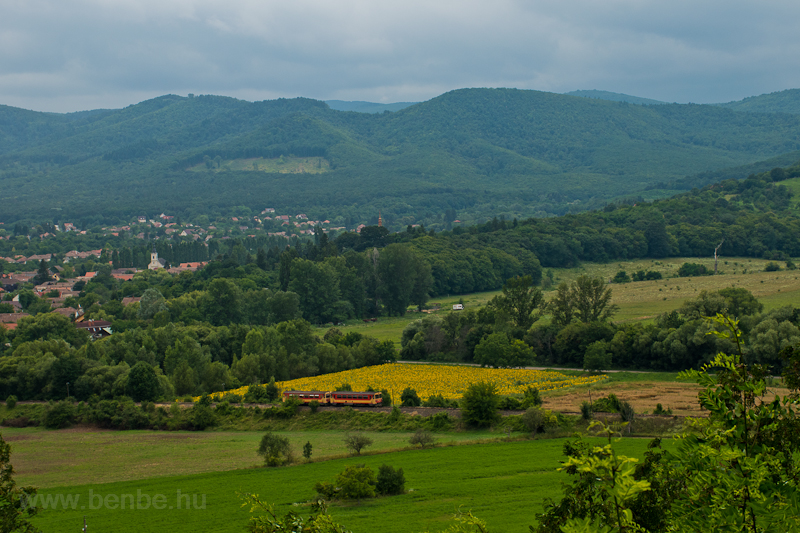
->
left=0, top=208, right=352, bottom=334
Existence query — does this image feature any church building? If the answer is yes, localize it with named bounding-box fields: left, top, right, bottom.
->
left=148, top=246, right=166, bottom=270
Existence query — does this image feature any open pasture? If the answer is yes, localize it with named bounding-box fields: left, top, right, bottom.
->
left=1, top=427, right=501, bottom=489
left=317, top=257, right=800, bottom=342
left=28, top=437, right=665, bottom=533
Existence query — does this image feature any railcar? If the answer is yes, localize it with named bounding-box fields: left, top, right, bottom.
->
left=329, top=391, right=382, bottom=406
left=282, top=390, right=331, bottom=404
left=281, top=390, right=382, bottom=406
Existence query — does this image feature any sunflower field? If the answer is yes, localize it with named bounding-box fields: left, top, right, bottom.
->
left=203, top=363, right=607, bottom=403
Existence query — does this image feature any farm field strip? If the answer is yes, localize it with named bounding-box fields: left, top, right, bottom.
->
left=28, top=437, right=667, bottom=533
left=1, top=428, right=501, bottom=489
left=214, top=363, right=608, bottom=403
left=317, top=257, right=800, bottom=338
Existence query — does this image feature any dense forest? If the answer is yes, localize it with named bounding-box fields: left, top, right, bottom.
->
left=4, top=88, right=800, bottom=228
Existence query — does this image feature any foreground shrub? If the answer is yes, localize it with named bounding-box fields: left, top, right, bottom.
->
left=460, top=381, right=500, bottom=428
left=257, top=432, right=293, bottom=467
left=409, top=429, right=435, bottom=448
left=332, top=465, right=375, bottom=499
left=376, top=464, right=405, bottom=495
left=498, top=396, right=522, bottom=410
left=521, top=407, right=547, bottom=434
left=423, top=394, right=457, bottom=408
left=652, top=403, right=672, bottom=415
left=242, top=494, right=352, bottom=533
left=678, top=262, right=711, bottom=276
left=592, top=393, right=621, bottom=413
left=189, top=404, right=217, bottom=430
left=521, top=387, right=543, bottom=408
left=579, top=401, right=593, bottom=420
left=5, top=395, right=17, bottom=409
left=381, top=388, right=392, bottom=407
left=400, top=388, right=421, bottom=407
left=44, top=401, right=76, bottom=429
left=343, top=432, right=373, bottom=455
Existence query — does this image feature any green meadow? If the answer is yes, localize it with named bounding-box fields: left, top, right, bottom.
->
left=26, top=437, right=665, bottom=533
left=3, top=427, right=504, bottom=488
left=318, top=256, right=800, bottom=342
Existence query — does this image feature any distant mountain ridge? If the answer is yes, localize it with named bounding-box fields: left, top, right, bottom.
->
left=567, top=88, right=800, bottom=115
left=565, top=90, right=668, bottom=106
left=325, top=100, right=418, bottom=113
left=715, top=88, right=800, bottom=115
left=2, top=88, right=800, bottom=227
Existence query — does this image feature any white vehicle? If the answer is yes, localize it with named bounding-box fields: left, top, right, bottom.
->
left=452, top=304, right=464, bottom=310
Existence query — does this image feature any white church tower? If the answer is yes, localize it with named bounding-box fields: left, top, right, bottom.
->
left=148, top=245, right=166, bottom=270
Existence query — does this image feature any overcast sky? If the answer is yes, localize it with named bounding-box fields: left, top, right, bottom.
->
left=2, top=0, right=800, bottom=113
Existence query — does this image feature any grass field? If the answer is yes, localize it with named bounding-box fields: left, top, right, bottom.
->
left=26, top=437, right=666, bottom=533
left=317, top=256, right=800, bottom=343
left=188, top=156, right=331, bottom=174
left=1, top=427, right=505, bottom=489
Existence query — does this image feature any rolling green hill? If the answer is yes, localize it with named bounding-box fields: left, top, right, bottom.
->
left=565, top=89, right=668, bottom=105
left=3, top=88, right=800, bottom=227
left=325, top=100, right=418, bottom=113
left=717, top=88, right=800, bottom=115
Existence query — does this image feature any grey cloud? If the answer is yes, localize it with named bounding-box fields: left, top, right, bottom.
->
left=1, top=0, right=799, bottom=111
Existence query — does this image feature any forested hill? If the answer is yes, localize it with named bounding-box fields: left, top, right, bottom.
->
left=4, top=88, right=800, bottom=227
left=716, top=88, right=800, bottom=115
left=417, top=160, right=800, bottom=272
left=564, top=90, right=668, bottom=105
left=324, top=100, right=417, bottom=113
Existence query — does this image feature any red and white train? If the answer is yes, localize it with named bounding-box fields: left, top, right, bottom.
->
left=282, top=390, right=383, bottom=407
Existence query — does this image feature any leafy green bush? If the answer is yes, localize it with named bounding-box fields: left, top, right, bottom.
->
left=427, top=412, right=452, bottom=430
left=241, top=494, right=352, bottom=533
left=331, top=465, right=376, bottom=500
left=409, top=429, right=435, bottom=448
left=243, top=384, right=269, bottom=403
left=264, top=377, right=280, bottom=402
left=44, top=401, right=76, bottom=429
left=632, top=270, right=663, bottom=281
left=376, top=464, right=405, bottom=495
left=400, top=388, right=421, bottom=407
left=460, top=381, right=500, bottom=428
left=592, top=394, right=621, bottom=413
left=380, top=388, right=392, bottom=407
left=343, top=432, right=373, bottom=455
left=619, top=401, right=635, bottom=427
left=583, top=341, right=612, bottom=372
left=277, top=397, right=302, bottom=418
left=214, top=401, right=232, bottom=416
left=652, top=403, right=672, bottom=415
left=257, top=432, right=293, bottom=467
left=189, top=404, right=217, bottom=430
left=580, top=401, right=593, bottom=420
left=677, top=263, right=712, bottom=277
left=5, top=395, right=17, bottom=410
left=611, top=271, right=631, bottom=283
left=221, top=392, right=242, bottom=403
left=423, top=394, right=457, bottom=408
left=498, top=396, right=522, bottom=410
left=765, top=261, right=781, bottom=272
left=521, top=407, right=547, bottom=434
left=521, top=387, right=543, bottom=408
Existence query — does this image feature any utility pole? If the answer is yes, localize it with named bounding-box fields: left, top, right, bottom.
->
left=714, top=239, right=725, bottom=274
